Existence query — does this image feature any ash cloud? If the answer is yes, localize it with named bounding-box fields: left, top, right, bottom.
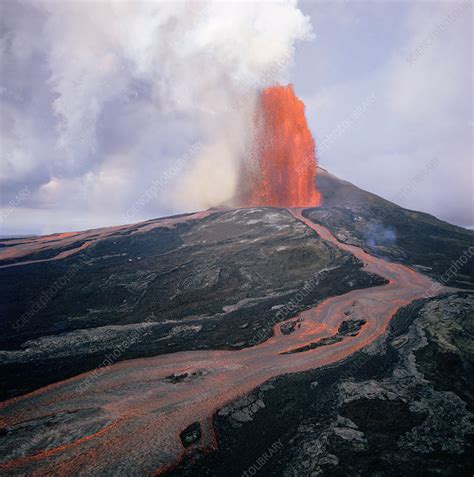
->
left=0, top=0, right=313, bottom=234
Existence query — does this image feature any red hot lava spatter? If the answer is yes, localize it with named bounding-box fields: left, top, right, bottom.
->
left=241, top=84, right=321, bottom=207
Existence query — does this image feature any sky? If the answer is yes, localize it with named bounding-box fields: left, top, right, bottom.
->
left=0, top=0, right=472, bottom=236
left=296, top=0, right=473, bottom=228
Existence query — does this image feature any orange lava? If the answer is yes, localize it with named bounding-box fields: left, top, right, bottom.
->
left=0, top=208, right=450, bottom=475
left=0, top=210, right=215, bottom=269
left=241, top=85, right=320, bottom=207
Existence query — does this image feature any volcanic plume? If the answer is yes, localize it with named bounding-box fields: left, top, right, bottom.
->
left=240, top=84, right=321, bottom=207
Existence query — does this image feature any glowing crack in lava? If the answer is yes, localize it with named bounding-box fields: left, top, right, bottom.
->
left=241, top=84, right=321, bottom=207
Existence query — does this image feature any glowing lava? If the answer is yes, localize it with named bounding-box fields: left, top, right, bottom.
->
left=241, top=84, right=320, bottom=207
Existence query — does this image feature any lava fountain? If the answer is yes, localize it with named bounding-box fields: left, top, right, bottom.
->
left=240, top=84, right=321, bottom=207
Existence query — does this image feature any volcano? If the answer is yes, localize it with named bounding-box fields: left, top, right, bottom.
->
left=0, top=169, right=473, bottom=476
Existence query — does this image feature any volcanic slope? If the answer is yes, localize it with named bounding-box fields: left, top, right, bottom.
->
left=312, top=167, right=474, bottom=288
left=0, top=207, right=382, bottom=400
left=0, top=169, right=472, bottom=476
left=0, top=206, right=447, bottom=475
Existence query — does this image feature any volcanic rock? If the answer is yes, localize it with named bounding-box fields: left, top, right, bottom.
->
left=180, top=422, right=202, bottom=447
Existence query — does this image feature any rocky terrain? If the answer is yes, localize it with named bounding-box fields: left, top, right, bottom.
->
left=310, top=168, right=474, bottom=288
left=0, top=207, right=382, bottom=401
left=0, top=168, right=472, bottom=476
left=172, top=292, right=473, bottom=476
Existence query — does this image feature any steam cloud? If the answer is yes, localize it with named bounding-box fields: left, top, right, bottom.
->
left=1, top=0, right=313, bottom=229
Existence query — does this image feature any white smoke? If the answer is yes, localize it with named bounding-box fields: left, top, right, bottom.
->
left=0, top=0, right=312, bottom=234
left=145, top=1, right=313, bottom=208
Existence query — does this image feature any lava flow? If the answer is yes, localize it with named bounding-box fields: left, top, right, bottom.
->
left=240, top=84, right=321, bottom=207
left=0, top=210, right=213, bottom=269
left=0, top=209, right=448, bottom=476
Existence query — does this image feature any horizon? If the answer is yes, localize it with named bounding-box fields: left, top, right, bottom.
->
left=1, top=165, right=474, bottom=238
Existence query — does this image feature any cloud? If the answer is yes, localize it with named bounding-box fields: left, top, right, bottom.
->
left=1, top=0, right=313, bottom=234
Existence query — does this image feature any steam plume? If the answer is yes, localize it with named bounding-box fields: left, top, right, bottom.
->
left=1, top=0, right=313, bottom=225
left=38, top=0, right=313, bottom=210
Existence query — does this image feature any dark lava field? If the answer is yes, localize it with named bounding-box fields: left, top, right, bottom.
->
left=0, top=168, right=473, bottom=476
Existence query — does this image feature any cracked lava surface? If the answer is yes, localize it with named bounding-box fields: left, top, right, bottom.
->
left=0, top=208, right=448, bottom=475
